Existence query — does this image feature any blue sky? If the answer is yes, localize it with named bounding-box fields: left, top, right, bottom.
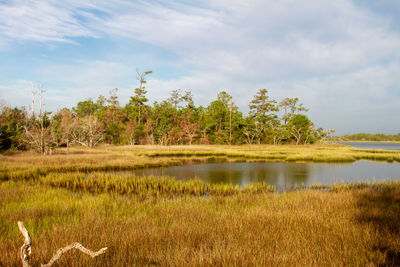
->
left=0, top=0, right=399, bottom=135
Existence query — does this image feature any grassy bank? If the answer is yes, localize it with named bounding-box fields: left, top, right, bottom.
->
left=1, top=144, right=400, bottom=182
left=133, top=144, right=400, bottom=163
left=1, top=181, right=400, bottom=266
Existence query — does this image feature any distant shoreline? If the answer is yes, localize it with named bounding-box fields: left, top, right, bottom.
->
left=333, top=140, right=400, bottom=144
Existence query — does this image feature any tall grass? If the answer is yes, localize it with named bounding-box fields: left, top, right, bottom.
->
left=1, top=181, right=400, bottom=266
left=39, top=172, right=274, bottom=197
left=137, top=144, right=400, bottom=163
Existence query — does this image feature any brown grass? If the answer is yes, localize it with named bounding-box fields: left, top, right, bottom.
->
left=1, top=181, right=400, bottom=266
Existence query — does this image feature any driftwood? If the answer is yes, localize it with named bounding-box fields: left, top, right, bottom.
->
left=17, top=222, right=32, bottom=267
left=17, top=221, right=107, bottom=267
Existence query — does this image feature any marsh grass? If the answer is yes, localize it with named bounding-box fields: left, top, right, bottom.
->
left=40, top=172, right=276, bottom=197
left=134, top=144, right=400, bottom=163
left=1, top=181, right=400, bottom=266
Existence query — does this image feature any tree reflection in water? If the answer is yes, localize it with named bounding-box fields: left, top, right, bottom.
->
left=131, top=161, right=400, bottom=191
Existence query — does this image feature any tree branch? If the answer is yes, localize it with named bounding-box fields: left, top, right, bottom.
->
left=17, top=221, right=32, bottom=267
left=18, top=221, right=107, bottom=267
left=41, top=243, right=107, bottom=267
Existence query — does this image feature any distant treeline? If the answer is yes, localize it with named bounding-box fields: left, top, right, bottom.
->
left=0, top=71, right=334, bottom=153
left=334, top=133, right=400, bottom=142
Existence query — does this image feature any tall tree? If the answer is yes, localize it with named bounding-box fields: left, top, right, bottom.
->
left=129, top=70, right=152, bottom=124
left=279, top=97, right=308, bottom=125
left=152, top=101, right=176, bottom=145
left=204, top=91, right=243, bottom=144
left=99, top=88, right=125, bottom=144
left=249, top=89, right=278, bottom=143
left=23, top=86, right=57, bottom=154
left=168, top=89, right=182, bottom=109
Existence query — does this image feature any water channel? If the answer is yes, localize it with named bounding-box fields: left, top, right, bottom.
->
left=131, top=160, right=400, bottom=190
left=125, top=142, right=400, bottom=190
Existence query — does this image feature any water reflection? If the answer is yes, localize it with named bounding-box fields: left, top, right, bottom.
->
left=131, top=161, right=400, bottom=191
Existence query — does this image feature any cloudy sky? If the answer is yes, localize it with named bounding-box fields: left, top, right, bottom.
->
left=0, top=0, right=399, bottom=135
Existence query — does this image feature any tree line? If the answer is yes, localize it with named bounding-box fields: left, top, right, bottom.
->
left=0, top=71, right=334, bottom=153
left=333, top=133, right=400, bottom=142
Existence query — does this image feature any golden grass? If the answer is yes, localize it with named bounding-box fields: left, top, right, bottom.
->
left=1, top=181, right=400, bottom=266
left=121, top=144, right=400, bottom=163
left=39, top=172, right=275, bottom=197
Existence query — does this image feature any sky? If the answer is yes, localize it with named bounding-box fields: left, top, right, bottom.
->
left=0, top=0, right=399, bottom=135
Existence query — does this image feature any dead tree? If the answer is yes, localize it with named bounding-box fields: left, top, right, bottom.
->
left=71, top=115, right=103, bottom=148
left=24, top=85, right=55, bottom=154
left=30, top=82, right=36, bottom=118
left=18, top=221, right=107, bottom=267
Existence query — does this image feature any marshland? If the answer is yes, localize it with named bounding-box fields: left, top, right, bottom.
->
left=1, top=144, right=400, bottom=266
left=2, top=0, right=400, bottom=265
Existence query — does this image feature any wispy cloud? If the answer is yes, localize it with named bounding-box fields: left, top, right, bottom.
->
left=0, top=0, right=97, bottom=44
left=0, top=0, right=399, bottom=134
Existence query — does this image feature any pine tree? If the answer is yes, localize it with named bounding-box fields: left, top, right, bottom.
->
left=129, top=70, right=152, bottom=124
left=249, top=89, right=278, bottom=143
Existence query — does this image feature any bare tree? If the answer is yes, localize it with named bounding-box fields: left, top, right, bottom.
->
left=23, top=85, right=56, bottom=154
left=59, top=109, right=75, bottom=152
left=30, top=82, right=36, bottom=118
left=72, top=115, right=103, bottom=148
left=180, top=116, right=199, bottom=145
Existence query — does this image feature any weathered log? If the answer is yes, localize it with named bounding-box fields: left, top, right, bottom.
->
left=17, top=221, right=107, bottom=267
left=41, top=242, right=107, bottom=267
left=17, top=221, right=32, bottom=267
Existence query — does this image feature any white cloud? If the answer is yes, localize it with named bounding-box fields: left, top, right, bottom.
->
left=0, top=0, right=399, bottom=134
left=0, top=0, right=97, bottom=44
left=266, top=63, right=400, bottom=134
left=0, top=60, right=133, bottom=111
left=0, top=80, right=34, bottom=110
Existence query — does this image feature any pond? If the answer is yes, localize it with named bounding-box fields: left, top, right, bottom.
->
left=336, top=142, right=400, bottom=150
left=131, top=161, right=400, bottom=190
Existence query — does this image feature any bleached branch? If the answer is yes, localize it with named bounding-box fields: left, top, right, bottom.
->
left=41, top=242, right=107, bottom=267
left=17, top=221, right=107, bottom=267
left=17, top=221, right=32, bottom=267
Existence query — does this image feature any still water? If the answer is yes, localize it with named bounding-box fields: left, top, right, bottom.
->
left=336, top=142, right=400, bottom=151
left=131, top=161, right=400, bottom=190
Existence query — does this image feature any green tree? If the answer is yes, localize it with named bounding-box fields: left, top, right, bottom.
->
left=98, top=88, right=125, bottom=144
left=288, top=114, right=314, bottom=145
left=152, top=101, right=176, bottom=145
left=168, top=89, right=183, bottom=109
left=0, top=106, right=26, bottom=150
left=72, top=99, right=99, bottom=117
left=129, top=70, right=152, bottom=124
left=279, top=97, right=308, bottom=125
left=204, top=92, right=243, bottom=144
left=249, top=89, right=278, bottom=143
